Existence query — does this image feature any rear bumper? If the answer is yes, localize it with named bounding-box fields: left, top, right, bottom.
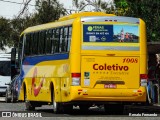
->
left=69, top=86, right=147, bottom=102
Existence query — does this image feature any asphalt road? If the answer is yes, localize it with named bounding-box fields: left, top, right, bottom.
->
left=0, top=97, right=159, bottom=120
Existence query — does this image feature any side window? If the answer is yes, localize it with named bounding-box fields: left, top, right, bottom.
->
left=39, top=31, right=46, bottom=54
left=55, top=28, right=60, bottom=53
left=60, top=27, right=64, bottom=52
left=46, top=30, right=52, bottom=54
left=38, top=31, right=43, bottom=54
left=35, top=32, right=39, bottom=55
left=42, top=30, right=46, bottom=54
left=31, top=33, right=34, bottom=55
left=25, top=34, right=30, bottom=56
left=51, top=29, right=55, bottom=54
left=23, top=26, right=72, bottom=56
left=68, top=26, right=72, bottom=52
left=32, top=32, right=38, bottom=55
left=64, top=27, right=68, bottom=52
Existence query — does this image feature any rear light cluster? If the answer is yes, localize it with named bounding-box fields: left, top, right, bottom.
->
left=140, top=74, right=148, bottom=86
left=71, top=73, right=81, bottom=86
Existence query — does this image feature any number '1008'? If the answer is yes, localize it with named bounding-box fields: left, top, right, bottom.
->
left=123, top=58, right=138, bottom=63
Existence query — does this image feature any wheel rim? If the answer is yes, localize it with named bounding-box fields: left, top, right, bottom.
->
left=53, top=91, right=57, bottom=111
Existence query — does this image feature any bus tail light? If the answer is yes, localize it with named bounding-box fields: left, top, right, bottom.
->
left=71, top=73, right=81, bottom=86
left=140, top=74, right=148, bottom=86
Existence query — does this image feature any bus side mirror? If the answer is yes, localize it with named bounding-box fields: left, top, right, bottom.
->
left=11, top=48, right=17, bottom=79
left=11, top=48, right=16, bottom=62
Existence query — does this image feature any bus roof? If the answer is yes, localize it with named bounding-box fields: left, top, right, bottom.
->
left=21, top=12, right=115, bottom=35
left=58, top=12, right=115, bottom=21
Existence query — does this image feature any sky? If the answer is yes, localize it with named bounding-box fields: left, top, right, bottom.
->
left=114, top=25, right=139, bottom=36
left=0, top=0, right=113, bottom=19
left=0, top=0, right=72, bottom=19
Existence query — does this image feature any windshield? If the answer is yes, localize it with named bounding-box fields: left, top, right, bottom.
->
left=0, top=61, right=11, bottom=76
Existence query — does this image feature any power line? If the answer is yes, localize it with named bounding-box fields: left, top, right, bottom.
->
left=17, top=0, right=32, bottom=18
left=0, top=0, right=35, bottom=6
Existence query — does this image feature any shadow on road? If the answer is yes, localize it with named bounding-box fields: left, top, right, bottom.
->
left=34, top=105, right=160, bottom=117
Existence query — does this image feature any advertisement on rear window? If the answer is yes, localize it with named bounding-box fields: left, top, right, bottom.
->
left=83, top=24, right=139, bottom=43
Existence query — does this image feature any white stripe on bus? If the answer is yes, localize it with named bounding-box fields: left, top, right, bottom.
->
left=82, top=46, right=140, bottom=51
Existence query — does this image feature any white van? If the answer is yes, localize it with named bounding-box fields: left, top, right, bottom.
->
left=0, top=53, right=11, bottom=96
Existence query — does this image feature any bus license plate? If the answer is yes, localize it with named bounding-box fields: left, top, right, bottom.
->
left=104, top=84, right=117, bottom=88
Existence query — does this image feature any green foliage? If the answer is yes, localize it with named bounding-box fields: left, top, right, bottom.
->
left=0, top=17, right=12, bottom=50
left=114, top=0, right=160, bottom=42
left=34, top=0, right=66, bottom=24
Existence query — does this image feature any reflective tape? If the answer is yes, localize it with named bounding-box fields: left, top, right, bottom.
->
left=82, top=46, right=140, bottom=51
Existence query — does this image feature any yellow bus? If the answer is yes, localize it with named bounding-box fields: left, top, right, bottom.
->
left=11, top=12, right=147, bottom=113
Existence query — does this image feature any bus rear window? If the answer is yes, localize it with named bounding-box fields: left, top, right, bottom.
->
left=83, top=24, right=139, bottom=43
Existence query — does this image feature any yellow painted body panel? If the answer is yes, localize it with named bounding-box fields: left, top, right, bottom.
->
left=19, top=59, right=70, bottom=102
left=81, top=56, right=140, bottom=89
left=69, top=86, right=146, bottom=102
left=71, top=87, right=146, bottom=102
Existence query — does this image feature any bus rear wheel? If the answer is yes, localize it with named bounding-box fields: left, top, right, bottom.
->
left=79, top=105, right=90, bottom=112
left=52, top=90, right=63, bottom=114
left=63, top=104, right=73, bottom=113
left=25, top=89, right=35, bottom=111
left=53, top=101, right=63, bottom=114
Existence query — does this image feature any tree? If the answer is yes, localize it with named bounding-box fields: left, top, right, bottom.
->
left=114, top=0, right=128, bottom=15
left=34, top=0, right=66, bottom=24
left=0, top=17, right=12, bottom=50
left=10, top=17, right=27, bottom=47
left=114, top=0, right=160, bottom=42
left=72, top=0, right=113, bottom=13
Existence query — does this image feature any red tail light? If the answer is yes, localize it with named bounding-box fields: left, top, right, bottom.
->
left=71, top=73, right=81, bottom=86
left=140, top=74, right=148, bottom=79
left=140, top=74, right=148, bottom=86
left=72, top=73, right=81, bottom=77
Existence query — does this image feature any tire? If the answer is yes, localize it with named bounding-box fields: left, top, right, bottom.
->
left=104, top=104, right=124, bottom=115
left=11, top=92, right=16, bottom=103
left=53, top=102, right=73, bottom=114
left=53, top=101, right=63, bottom=114
left=79, top=105, right=90, bottom=112
left=63, top=104, right=73, bottom=114
left=53, top=91, right=63, bottom=114
left=25, top=89, right=35, bottom=111
left=5, top=91, right=10, bottom=103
